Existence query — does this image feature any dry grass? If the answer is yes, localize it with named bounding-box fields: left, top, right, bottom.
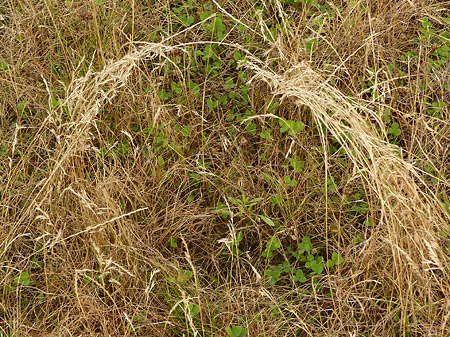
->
left=1, top=0, right=449, bottom=336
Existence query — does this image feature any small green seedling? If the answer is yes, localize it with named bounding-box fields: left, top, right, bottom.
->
left=207, top=98, right=218, bottom=110
left=0, top=60, right=9, bottom=70
left=13, top=271, right=30, bottom=287
left=171, top=81, right=183, bottom=95
left=216, top=201, right=232, bottom=218
left=180, top=15, right=195, bottom=27
left=305, top=255, right=324, bottom=275
left=177, top=269, right=193, bottom=284
left=159, top=89, right=171, bottom=101
left=51, top=97, right=63, bottom=108
left=387, top=122, right=401, bottom=137
left=0, top=145, right=6, bottom=156
left=279, top=118, right=304, bottom=136
left=423, top=100, right=445, bottom=118
left=284, top=175, right=297, bottom=188
left=305, top=39, right=317, bottom=53
left=31, top=256, right=43, bottom=269
left=262, top=236, right=281, bottom=258
left=443, top=202, right=450, bottom=215
left=290, top=157, right=305, bottom=173
left=265, top=261, right=291, bottom=284
left=246, top=123, right=257, bottom=135
left=231, top=231, right=244, bottom=256
left=270, top=195, right=283, bottom=205
left=265, top=268, right=281, bottom=285
left=188, top=303, right=200, bottom=317
left=365, top=217, right=375, bottom=227
left=326, top=252, right=344, bottom=268
left=180, top=125, right=190, bottom=137
left=353, top=234, right=363, bottom=245
left=292, top=236, right=313, bottom=260
left=168, top=237, right=178, bottom=248
left=229, top=195, right=264, bottom=217
left=322, top=177, right=337, bottom=193
left=292, top=269, right=307, bottom=283
left=225, top=325, right=247, bottom=337
left=260, top=128, right=273, bottom=140
left=224, top=77, right=235, bottom=89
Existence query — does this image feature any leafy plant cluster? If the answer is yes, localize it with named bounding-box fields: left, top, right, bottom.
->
left=264, top=236, right=344, bottom=285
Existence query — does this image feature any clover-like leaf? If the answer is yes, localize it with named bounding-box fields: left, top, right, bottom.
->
left=292, top=269, right=307, bottom=283
left=298, top=236, right=313, bottom=254
left=188, top=303, right=200, bottom=317
left=279, top=119, right=304, bottom=136
left=177, top=269, right=193, bottom=284
left=284, top=175, right=298, bottom=188
left=226, top=325, right=247, bottom=337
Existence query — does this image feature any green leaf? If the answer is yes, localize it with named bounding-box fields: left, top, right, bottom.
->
left=365, top=217, right=375, bottom=227
left=212, top=17, right=226, bottom=36
left=188, top=303, right=200, bottom=316
left=216, top=201, right=232, bottom=218
left=180, top=15, right=194, bottom=26
left=261, top=249, right=273, bottom=258
left=297, top=236, right=312, bottom=254
left=246, top=123, right=257, bottom=135
left=235, top=231, right=244, bottom=244
left=143, top=124, right=155, bottom=135
left=265, top=269, right=281, bottom=284
left=17, top=100, right=27, bottom=114
left=200, top=12, right=210, bottom=21
left=270, top=195, right=283, bottom=205
left=233, top=51, right=243, bottom=61
left=82, top=272, right=92, bottom=284
left=279, top=119, right=304, bottom=136
left=260, top=129, right=273, bottom=140
left=177, top=269, right=193, bottom=284
left=14, top=271, right=30, bottom=286
left=353, top=234, right=363, bottom=244
left=305, top=39, right=317, bottom=53
left=333, top=252, right=344, bottom=265
left=279, top=118, right=291, bottom=134
left=308, top=258, right=324, bottom=275
left=284, top=175, right=297, bottom=188
left=168, top=237, right=178, bottom=248
left=0, top=145, right=7, bottom=156
left=387, top=122, right=401, bottom=136
left=0, top=60, right=9, bottom=70
left=326, top=259, right=335, bottom=268
left=237, top=24, right=247, bottom=32
left=292, top=269, right=307, bottom=283
left=171, top=81, right=183, bottom=94
left=226, top=325, right=247, bottom=337
left=180, top=125, right=190, bottom=137
left=264, top=236, right=281, bottom=258
left=51, top=97, right=63, bottom=108
left=290, top=158, right=305, bottom=173
left=224, top=77, right=235, bottom=89
left=158, top=89, right=171, bottom=100
left=267, top=101, right=279, bottom=113
left=327, top=252, right=344, bottom=268
left=207, top=98, right=218, bottom=110
left=259, top=215, right=275, bottom=227
left=203, top=45, right=214, bottom=60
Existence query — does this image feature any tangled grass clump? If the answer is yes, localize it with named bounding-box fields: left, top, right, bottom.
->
left=0, top=0, right=449, bottom=336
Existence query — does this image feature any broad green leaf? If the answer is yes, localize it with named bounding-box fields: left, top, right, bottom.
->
left=259, top=215, right=275, bottom=227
